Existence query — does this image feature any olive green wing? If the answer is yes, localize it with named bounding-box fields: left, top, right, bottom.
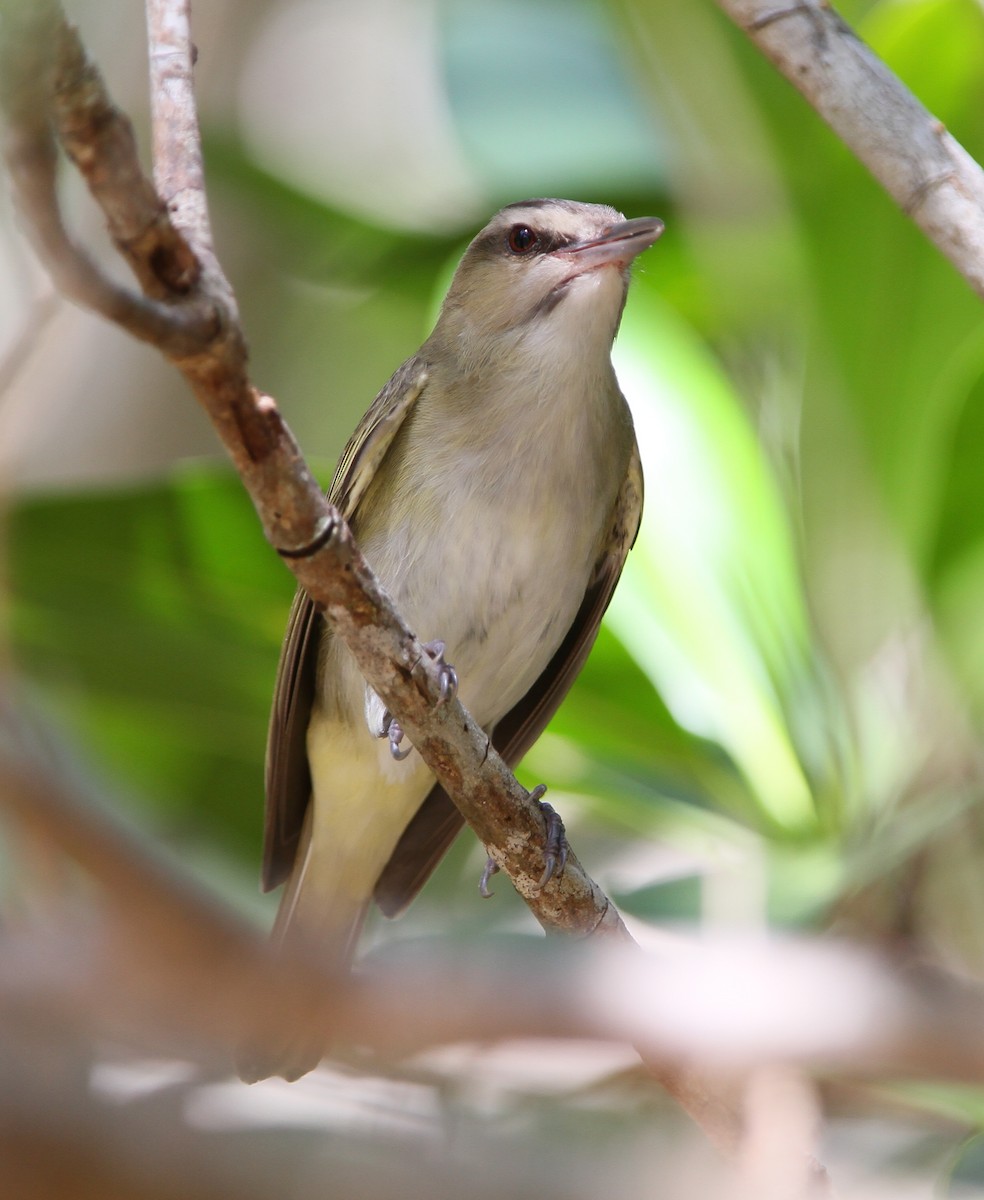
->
left=373, top=438, right=645, bottom=915
left=261, top=361, right=429, bottom=891
left=326, top=362, right=430, bottom=519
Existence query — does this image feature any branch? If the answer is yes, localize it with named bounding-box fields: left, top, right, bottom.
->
left=0, top=4, right=211, bottom=351
left=714, top=0, right=984, bottom=300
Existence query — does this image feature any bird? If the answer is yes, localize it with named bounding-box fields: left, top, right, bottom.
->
left=243, top=198, right=662, bottom=1081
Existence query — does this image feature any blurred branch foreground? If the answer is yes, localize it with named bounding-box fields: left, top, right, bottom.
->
left=6, top=0, right=984, bottom=1197
left=8, top=692, right=984, bottom=1197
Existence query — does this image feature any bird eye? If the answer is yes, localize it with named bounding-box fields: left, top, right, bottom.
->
left=506, top=224, right=539, bottom=255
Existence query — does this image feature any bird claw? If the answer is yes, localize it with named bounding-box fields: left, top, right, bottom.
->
left=476, top=785, right=568, bottom=898
left=381, top=712, right=413, bottom=761
left=422, top=639, right=458, bottom=706
left=531, top=787, right=568, bottom=891
left=377, top=640, right=456, bottom=763
left=479, top=855, right=499, bottom=898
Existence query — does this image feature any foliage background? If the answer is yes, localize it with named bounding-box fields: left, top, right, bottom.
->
left=5, top=0, right=984, bottom=1192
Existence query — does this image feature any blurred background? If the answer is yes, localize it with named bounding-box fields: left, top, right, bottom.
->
left=5, top=0, right=984, bottom=1194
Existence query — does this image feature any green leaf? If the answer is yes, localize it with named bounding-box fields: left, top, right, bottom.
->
left=7, top=466, right=289, bottom=856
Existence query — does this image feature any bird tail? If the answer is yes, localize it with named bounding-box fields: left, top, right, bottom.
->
left=237, top=723, right=433, bottom=1083
left=236, top=805, right=367, bottom=1083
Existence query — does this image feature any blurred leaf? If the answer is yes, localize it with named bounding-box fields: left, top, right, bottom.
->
left=527, top=624, right=748, bottom=820
left=443, top=0, right=668, bottom=198
left=612, top=873, right=702, bottom=923
left=6, top=466, right=290, bottom=857
left=950, top=1131, right=984, bottom=1189
left=206, top=135, right=456, bottom=292
left=926, top=360, right=984, bottom=718
left=609, top=283, right=838, bottom=836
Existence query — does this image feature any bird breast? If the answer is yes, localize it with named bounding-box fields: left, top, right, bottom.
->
left=354, top=362, right=632, bottom=732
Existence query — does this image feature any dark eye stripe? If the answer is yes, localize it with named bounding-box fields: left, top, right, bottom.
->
left=468, top=225, right=575, bottom=261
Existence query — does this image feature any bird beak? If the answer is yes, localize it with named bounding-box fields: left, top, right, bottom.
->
left=556, top=217, right=665, bottom=271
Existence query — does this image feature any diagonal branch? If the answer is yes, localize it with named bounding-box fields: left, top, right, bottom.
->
left=714, top=0, right=984, bottom=300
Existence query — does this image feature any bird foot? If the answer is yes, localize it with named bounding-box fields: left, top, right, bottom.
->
left=379, top=640, right=457, bottom=762
left=479, top=855, right=499, bottom=898
left=421, top=639, right=458, bottom=705
left=531, top=786, right=568, bottom=890
left=381, top=712, right=413, bottom=761
left=477, top=784, right=568, bottom=897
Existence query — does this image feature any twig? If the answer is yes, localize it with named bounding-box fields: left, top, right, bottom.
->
left=0, top=1, right=213, bottom=352
left=145, top=0, right=217, bottom=289
left=53, top=18, right=200, bottom=299
left=714, top=0, right=984, bottom=299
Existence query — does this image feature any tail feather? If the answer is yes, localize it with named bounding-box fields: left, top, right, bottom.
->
left=268, top=804, right=367, bottom=960
left=238, top=721, right=435, bottom=1083
left=236, top=807, right=367, bottom=1083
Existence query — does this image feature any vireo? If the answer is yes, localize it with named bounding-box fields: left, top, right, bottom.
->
left=244, top=198, right=663, bottom=1081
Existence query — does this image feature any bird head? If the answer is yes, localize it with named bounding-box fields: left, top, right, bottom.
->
left=429, top=199, right=663, bottom=374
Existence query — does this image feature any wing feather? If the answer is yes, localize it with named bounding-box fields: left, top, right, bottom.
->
left=373, top=439, right=644, bottom=915
left=261, top=361, right=428, bottom=891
